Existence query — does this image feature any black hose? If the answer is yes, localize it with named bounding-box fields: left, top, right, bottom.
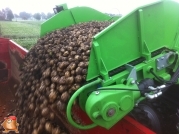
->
left=149, top=69, right=172, bottom=84
left=149, top=63, right=179, bottom=93
left=150, top=69, right=166, bottom=83
left=169, top=66, right=179, bottom=84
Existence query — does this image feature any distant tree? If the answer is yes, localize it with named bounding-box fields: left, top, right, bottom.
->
left=1, top=9, right=5, bottom=20
left=14, top=14, right=19, bottom=18
left=19, top=11, right=31, bottom=20
left=5, top=8, right=14, bottom=21
left=2, top=9, right=5, bottom=14
left=33, top=13, right=41, bottom=20
left=29, top=13, right=32, bottom=18
left=41, top=12, right=46, bottom=20
left=0, top=10, right=5, bottom=20
left=46, top=12, right=54, bottom=19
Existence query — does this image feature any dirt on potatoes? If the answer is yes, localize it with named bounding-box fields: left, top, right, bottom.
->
left=15, top=21, right=112, bottom=134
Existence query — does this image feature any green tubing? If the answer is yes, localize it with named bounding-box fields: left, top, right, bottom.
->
left=66, top=78, right=101, bottom=129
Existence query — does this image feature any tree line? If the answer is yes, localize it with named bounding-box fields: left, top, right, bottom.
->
left=0, top=8, right=54, bottom=21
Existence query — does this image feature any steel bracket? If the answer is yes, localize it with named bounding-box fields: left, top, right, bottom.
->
left=156, top=52, right=176, bottom=70
left=125, top=64, right=137, bottom=82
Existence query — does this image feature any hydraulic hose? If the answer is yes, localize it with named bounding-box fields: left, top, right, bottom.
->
left=169, top=66, right=179, bottom=84
left=66, top=78, right=101, bottom=129
left=149, top=65, right=179, bottom=93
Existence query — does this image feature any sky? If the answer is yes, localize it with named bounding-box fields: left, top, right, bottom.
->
left=0, top=0, right=162, bottom=14
left=0, top=0, right=179, bottom=15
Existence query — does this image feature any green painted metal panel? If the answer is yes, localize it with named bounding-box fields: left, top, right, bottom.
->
left=40, top=10, right=75, bottom=37
left=85, top=88, right=140, bottom=129
left=141, top=3, right=165, bottom=51
left=164, top=1, right=179, bottom=48
left=87, top=12, right=140, bottom=80
left=87, top=0, right=179, bottom=81
left=40, top=6, right=118, bottom=37
left=70, top=7, right=112, bottom=23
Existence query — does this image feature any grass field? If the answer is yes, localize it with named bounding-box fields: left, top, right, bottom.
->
left=0, top=20, right=43, bottom=49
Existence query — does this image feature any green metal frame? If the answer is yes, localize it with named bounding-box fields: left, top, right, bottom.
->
left=66, top=0, right=179, bottom=130
left=40, top=0, right=179, bottom=130
left=87, top=0, right=179, bottom=81
left=40, top=4, right=119, bottom=37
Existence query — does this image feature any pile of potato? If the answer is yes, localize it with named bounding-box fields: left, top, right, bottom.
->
left=15, top=21, right=112, bottom=134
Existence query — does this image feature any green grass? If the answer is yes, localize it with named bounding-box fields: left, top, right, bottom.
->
left=16, top=20, right=44, bottom=26
left=0, top=20, right=42, bottom=49
left=13, top=38, right=39, bottom=50
left=0, top=21, right=40, bottom=37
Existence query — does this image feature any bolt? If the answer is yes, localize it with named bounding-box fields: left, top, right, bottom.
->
left=157, top=59, right=160, bottom=61
left=161, top=65, right=165, bottom=68
left=157, top=67, right=160, bottom=70
left=161, top=57, right=164, bottom=60
left=107, top=108, right=116, bottom=117
left=95, top=91, right=100, bottom=95
left=131, top=80, right=135, bottom=84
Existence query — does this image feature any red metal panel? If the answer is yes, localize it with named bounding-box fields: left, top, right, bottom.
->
left=54, top=104, right=156, bottom=134
left=8, top=40, right=28, bottom=57
left=0, top=38, right=27, bottom=66
left=0, top=38, right=10, bottom=69
left=8, top=40, right=27, bottom=81
left=0, top=38, right=11, bottom=81
left=76, top=116, right=156, bottom=134
left=68, top=105, right=156, bottom=134
left=0, top=38, right=27, bottom=82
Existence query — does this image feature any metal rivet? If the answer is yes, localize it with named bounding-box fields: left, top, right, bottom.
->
left=131, top=80, right=135, bottom=84
left=95, top=91, right=100, bottom=95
